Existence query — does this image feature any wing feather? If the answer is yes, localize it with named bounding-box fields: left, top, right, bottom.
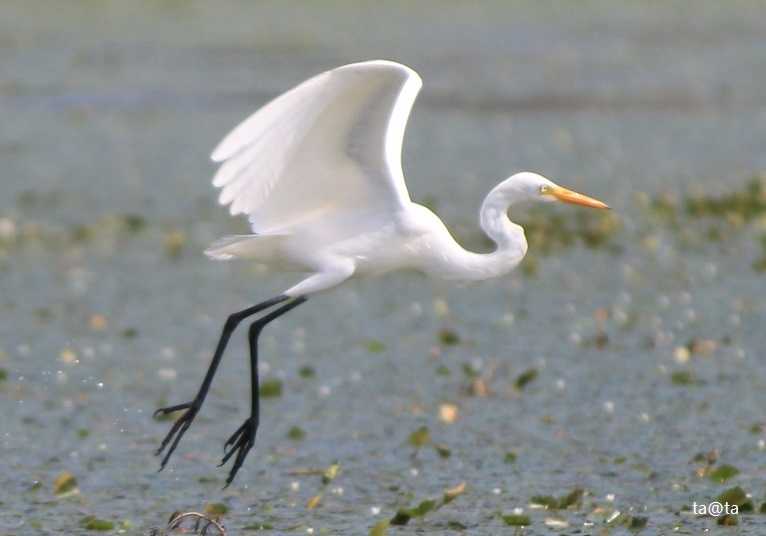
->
left=210, top=60, right=422, bottom=233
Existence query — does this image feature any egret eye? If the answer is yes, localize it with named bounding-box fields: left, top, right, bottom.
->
left=539, top=185, right=551, bottom=195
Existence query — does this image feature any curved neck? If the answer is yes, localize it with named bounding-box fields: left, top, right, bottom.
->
left=439, top=187, right=528, bottom=281
left=479, top=189, right=526, bottom=252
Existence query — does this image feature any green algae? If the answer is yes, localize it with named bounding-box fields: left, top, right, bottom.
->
left=501, top=514, right=531, bottom=526
left=287, top=426, right=306, bottom=441
left=709, top=464, right=740, bottom=483
left=259, top=379, right=283, bottom=398
left=365, top=339, right=386, bottom=353
left=515, top=368, right=538, bottom=390
left=437, top=328, right=460, bottom=346
left=79, top=516, right=114, bottom=531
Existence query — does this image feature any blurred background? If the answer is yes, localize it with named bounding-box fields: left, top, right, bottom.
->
left=2, top=1, right=766, bottom=534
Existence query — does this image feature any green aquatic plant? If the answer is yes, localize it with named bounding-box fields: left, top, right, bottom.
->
left=514, top=368, right=538, bottom=390
left=709, top=464, right=740, bottom=483
left=79, top=516, right=114, bottom=531
left=716, top=487, right=753, bottom=512
left=259, top=379, right=283, bottom=398
left=501, top=514, right=531, bottom=526
left=387, top=482, right=466, bottom=527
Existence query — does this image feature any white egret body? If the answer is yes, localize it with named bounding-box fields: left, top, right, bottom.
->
left=156, top=60, right=608, bottom=485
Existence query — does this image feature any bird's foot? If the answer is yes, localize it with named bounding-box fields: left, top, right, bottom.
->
left=154, top=400, right=201, bottom=470
left=219, top=417, right=257, bottom=487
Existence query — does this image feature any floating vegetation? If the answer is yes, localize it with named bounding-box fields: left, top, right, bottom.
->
left=504, top=451, right=517, bottom=464
left=387, top=482, right=466, bottom=527
left=709, top=464, right=740, bottom=484
left=365, top=339, right=386, bottom=353
left=121, top=327, right=138, bottom=339
left=164, top=229, right=186, bottom=259
left=259, top=379, right=283, bottom=398
left=321, top=463, right=341, bottom=485
left=684, top=175, right=766, bottom=223
left=287, top=426, right=306, bottom=441
left=520, top=208, right=621, bottom=256
left=408, top=426, right=431, bottom=448
left=716, top=487, right=753, bottom=512
left=0, top=212, right=157, bottom=252
left=298, top=365, right=315, bottom=378
left=390, top=499, right=437, bottom=525
left=606, top=512, right=649, bottom=530
left=437, top=328, right=460, bottom=346
left=514, top=368, right=538, bottom=390
left=204, top=503, right=229, bottom=518
left=0, top=368, right=7, bottom=383
left=303, top=462, right=341, bottom=510
left=79, top=516, right=114, bottom=531
left=643, top=174, right=766, bottom=273
left=500, top=514, right=531, bottom=526
left=670, top=370, right=696, bottom=386
left=529, top=488, right=584, bottom=510
left=407, top=425, right=451, bottom=458
left=52, top=471, right=78, bottom=496
left=369, top=520, right=389, bottom=536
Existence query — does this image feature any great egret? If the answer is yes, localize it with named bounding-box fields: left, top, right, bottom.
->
left=154, top=60, right=608, bottom=485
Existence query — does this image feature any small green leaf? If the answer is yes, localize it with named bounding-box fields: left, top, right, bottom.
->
left=259, top=379, right=283, bottom=398
left=461, top=363, right=479, bottom=378
left=627, top=516, right=648, bottom=529
left=671, top=370, right=695, bottom=386
left=438, top=329, right=460, bottom=346
left=530, top=495, right=558, bottom=509
left=389, top=510, right=411, bottom=526
left=243, top=522, right=274, bottom=530
left=515, top=368, right=538, bottom=390
left=79, top=516, right=114, bottom=531
left=504, top=451, right=517, bottom=464
left=121, top=327, right=138, bottom=339
left=298, top=365, right=315, bottom=378
left=322, top=463, right=341, bottom=484
left=558, top=488, right=584, bottom=509
left=709, top=464, right=740, bottom=483
left=287, top=426, right=305, bottom=441
left=501, top=514, right=531, bottom=526
left=408, top=426, right=431, bottom=448
left=433, top=444, right=451, bottom=458
left=412, top=499, right=436, bottom=517
left=365, top=340, right=386, bottom=353
left=369, top=520, right=389, bottom=536
left=716, top=486, right=751, bottom=510
left=204, top=502, right=229, bottom=517
left=53, top=472, right=77, bottom=496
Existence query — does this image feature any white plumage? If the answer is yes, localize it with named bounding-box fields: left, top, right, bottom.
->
left=204, top=60, right=608, bottom=296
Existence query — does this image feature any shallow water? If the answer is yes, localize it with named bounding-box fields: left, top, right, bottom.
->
left=2, top=1, right=766, bottom=534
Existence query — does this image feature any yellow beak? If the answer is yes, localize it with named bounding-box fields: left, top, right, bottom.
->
left=549, top=185, right=609, bottom=209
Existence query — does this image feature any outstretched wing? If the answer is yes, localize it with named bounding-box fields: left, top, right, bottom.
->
left=210, top=60, right=422, bottom=233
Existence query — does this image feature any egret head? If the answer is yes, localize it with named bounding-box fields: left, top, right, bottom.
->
left=496, top=172, right=609, bottom=209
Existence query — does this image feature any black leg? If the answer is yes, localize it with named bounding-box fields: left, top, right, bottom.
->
left=219, top=296, right=308, bottom=486
left=154, top=294, right=290, bottom=470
